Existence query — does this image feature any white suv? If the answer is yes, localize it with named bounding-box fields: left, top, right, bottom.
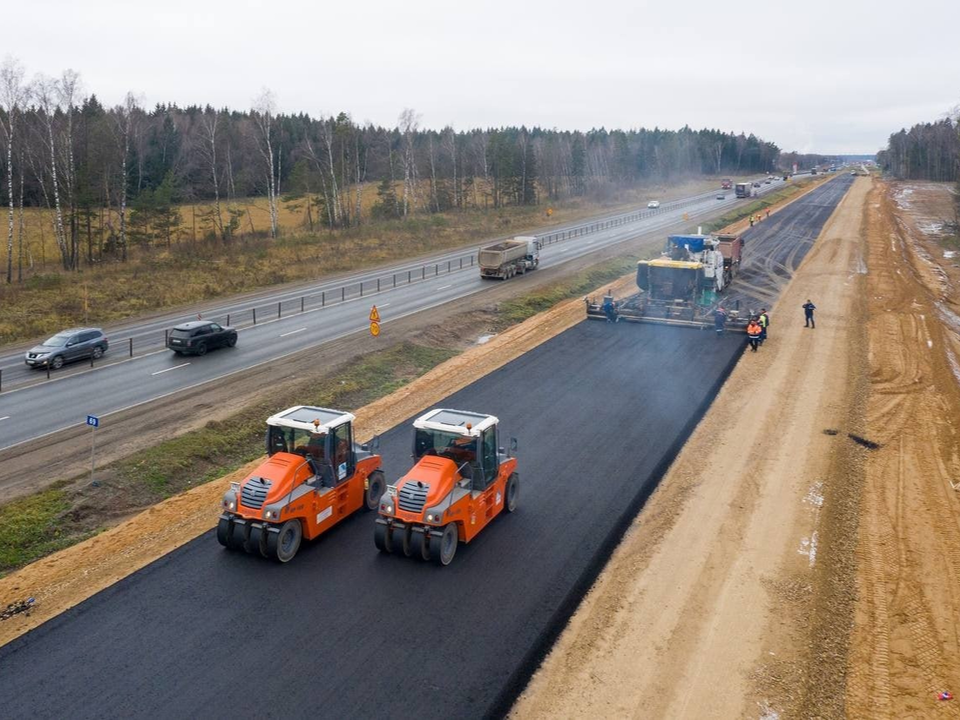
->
left=647, top=200, right=661, bottom=209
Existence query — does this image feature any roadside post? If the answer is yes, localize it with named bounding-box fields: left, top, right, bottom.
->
left=87, top=415, right=100, bottom=482
left=369, top=305, right=381, bottom=337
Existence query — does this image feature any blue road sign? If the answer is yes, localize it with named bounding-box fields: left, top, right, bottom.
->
left=86, top=415, right=100, bottom=428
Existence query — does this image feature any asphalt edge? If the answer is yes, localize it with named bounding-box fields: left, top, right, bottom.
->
left=485, top=338, right=747, bottom=720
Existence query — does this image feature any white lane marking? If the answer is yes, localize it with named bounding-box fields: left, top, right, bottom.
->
left=152, top=363, right=190, bottom=376
left=280, top=327, right=307, bottom=337
left=437, top=284, right=452, bottom=291
left=378, top=303, right=391, bottom=308
left=0, top=416, right=9, bottom=422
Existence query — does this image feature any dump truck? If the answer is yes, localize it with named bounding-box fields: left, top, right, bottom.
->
left=585, top=232, right=751, bottom=331
left=479, top=236, right=540, bottom=279
left=374, top=408, right=518, bottom=565
left=218, top=406, right=385, bottom=562
left=734, top=182, right=751, bottom=198
left=715, top=233, right=743, bottom=286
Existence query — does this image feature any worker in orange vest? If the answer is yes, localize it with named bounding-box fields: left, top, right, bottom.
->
left=746, top=317, right=762, bottom=352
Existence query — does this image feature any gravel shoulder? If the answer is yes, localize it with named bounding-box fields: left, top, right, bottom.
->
left=513, top=177, right=871, bottom=719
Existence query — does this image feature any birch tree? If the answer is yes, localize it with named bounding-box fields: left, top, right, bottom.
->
left=252, top=89, right=279, bottom=238
left=58, top=69, right=82, bottom=269
left=198, top=107, right=225, bottom=240
left=0, top=57, right=27, bottom=282
left=114, top=92, right=139, bottom=262
left=32, top=75, right=70, bottom=269
left=398, top=108, right=420, bottom=217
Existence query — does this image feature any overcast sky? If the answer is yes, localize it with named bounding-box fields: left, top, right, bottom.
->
left=9, top=0, right=959, bottom=154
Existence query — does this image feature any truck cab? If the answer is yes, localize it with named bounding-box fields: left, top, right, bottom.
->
left=218, top=406, right=384, bottom=562
left=374, top=408, right=518, bottom=565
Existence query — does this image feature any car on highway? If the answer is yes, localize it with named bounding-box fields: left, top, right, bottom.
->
left=716, top=193, right=726, bottom=200
left=167, top=320, right=237, bottom=356
left=647, top=200, right=660, bottom=209
left=25, top=328, right=109, bottom=370
left=753, top=182, right=761, bottom=188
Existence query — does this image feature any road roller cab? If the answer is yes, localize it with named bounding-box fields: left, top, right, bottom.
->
left=218, top=405, right=384, bottom=562
left=374, top=408, right=518, bottom=565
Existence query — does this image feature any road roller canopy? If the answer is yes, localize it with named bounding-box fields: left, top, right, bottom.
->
left=266, top=406, right=355, bottom=433
left=413, top=408, right=498, bottom=437
left=411, top=409, right=501, bottom=484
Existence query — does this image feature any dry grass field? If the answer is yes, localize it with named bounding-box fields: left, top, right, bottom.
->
left=0, top=177, right=723, bottom=345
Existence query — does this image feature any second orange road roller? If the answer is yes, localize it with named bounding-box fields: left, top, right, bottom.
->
left=374, top=408, right=518, bottom=565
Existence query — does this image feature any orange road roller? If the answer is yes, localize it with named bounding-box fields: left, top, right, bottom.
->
left=218, top=406, right=384, bottom=562
left=374, top=408, right=518, bottom=565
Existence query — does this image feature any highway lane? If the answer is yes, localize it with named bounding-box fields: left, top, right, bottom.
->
left=0, top=178, right=798, bottom=451
left=0, top=178, right=786, bottom=383
left=0, top=321, right=748, bottom=720
left=0, top=191, right=709, bottom=370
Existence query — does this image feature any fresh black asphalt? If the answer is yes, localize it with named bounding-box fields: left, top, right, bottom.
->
left=0, top=322, right=745, bottom=719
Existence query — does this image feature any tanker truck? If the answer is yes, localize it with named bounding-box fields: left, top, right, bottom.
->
left=478, top=236, right=540, bottom=279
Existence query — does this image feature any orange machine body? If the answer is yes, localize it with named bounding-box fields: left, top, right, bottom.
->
left=218, top=405, right=385, bottom=562
left=390, top=453, right=516, bottom=544
left=229, top=451, right=381, bottom=540
left=374, top=408, right=519, bottom=565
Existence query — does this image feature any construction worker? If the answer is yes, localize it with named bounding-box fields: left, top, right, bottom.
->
left=758, top=309, right=769, bottom=344
left=803, top=299, right=817, bottom=328
left=749, top=216, right=755, bottom=227
left=601, top=293, right=619, bottom=323
left=714, top=306, right=727, bottom=336
left=765, top=209, right=771, bottom=219
left=746, top=317, right=762, bottom=352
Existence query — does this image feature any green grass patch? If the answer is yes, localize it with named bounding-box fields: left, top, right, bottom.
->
left=0, top=488, right=92, bottom=574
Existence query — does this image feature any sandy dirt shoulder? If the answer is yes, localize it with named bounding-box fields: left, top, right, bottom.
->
left=513, top=178, right=871, bottom=719
left=844, top=180, right=960, bottom=718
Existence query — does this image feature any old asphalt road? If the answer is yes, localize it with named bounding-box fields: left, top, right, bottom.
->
left=0, top=322, right=746, bottom=720
left=0, top=178, right=793, bottom=456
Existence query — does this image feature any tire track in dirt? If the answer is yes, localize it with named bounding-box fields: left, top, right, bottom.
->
left=845, top=180, right=960, bottom=719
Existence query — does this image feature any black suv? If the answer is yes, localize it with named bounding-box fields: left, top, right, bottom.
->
left=167, top=321, right=237, bottom=356
left=25, top=328, right=109, bottom=369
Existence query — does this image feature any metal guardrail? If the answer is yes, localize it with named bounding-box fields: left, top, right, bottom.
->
left=0, top=183, right=768, bottom=390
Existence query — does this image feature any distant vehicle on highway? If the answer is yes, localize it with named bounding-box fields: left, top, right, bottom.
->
left=752, top=182, right=761, bottom=188
left=167, top=320, right=237, bottom=356
left=478, top=236, right=539, bottom=280
left=720, top=179, right=732, bottom=190
left=25, top=328, right=109, bottom=370
left=716, top=193, right=726, bottom=200
left=647, top=200, right=661, bottom=209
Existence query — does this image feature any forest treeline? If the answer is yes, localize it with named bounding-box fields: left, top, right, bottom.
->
left=1, top=59, right=786, bottom=281
left=878, top=116, right=959, bottom=182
